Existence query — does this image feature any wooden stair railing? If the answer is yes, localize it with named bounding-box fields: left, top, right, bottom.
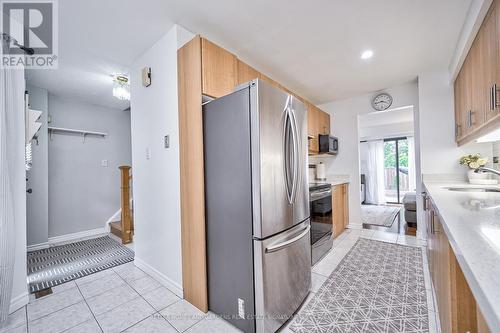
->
left=110, top=165, right=134, bottom=244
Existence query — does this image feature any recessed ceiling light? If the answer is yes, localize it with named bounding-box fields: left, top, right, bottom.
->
left=361, top=50, right=374, bottom=60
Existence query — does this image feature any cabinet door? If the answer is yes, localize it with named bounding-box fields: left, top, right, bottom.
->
left=201, top=38, right=238, bottom=98
left=461, top=56, right=474, bottom=136
left=332, top=185, right=344, bottom=238
left=318, top=110, right=330, bottom=135
left=237, top=60, right=260, bottom=85
left=307, top=103, right=319, bottom=153
left=470, top=34, right=487, bottom=130
left=454, top=72, right=464, bottom=140
left=479, top=4, right=499, bottom=122
left=342, top=184, right=349, bottom=228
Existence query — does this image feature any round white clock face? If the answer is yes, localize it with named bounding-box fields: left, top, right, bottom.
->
left=372, top=93, right=393, bottom=111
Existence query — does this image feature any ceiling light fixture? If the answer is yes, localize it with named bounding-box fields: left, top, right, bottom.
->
left=112, top=75, right=130, bottom=101
left=361, top=50, right=374, bottom=60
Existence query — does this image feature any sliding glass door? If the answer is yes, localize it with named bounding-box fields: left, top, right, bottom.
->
left=383, top=138, right=409, bottom=204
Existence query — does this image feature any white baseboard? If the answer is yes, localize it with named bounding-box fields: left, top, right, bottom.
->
left=134, top=257, right=183, bottom=298
left=27, top=242, right=49, bottom=252
left=9, top=292, right=28, bottom=314
left=48, top=227, right=108, bottom=246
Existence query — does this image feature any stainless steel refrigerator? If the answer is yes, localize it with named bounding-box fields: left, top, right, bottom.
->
left=203, top=79, right=311, bottom=333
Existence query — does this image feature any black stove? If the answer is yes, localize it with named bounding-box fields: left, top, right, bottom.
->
left=308, top=182, right=333, bottom=265
left=309, top=182, right=331, bottom=191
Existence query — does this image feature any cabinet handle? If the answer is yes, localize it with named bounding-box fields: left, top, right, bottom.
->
left=491, top=85, right=496, bottom=111
left=467, top=110, right=473, bottom=128
left=455, top=124, right=460, bottom=139
left=422, top=192, right=427, bottom=211
left=494, top=84, right=499, bottom=109
left=430, top=211, right=435, bottom=234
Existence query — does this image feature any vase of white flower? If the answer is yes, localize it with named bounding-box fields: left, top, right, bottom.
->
left=459, top=154, right=489, bottom=182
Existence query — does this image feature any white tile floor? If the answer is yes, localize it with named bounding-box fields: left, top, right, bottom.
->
left=1, top=229, right=440, bottom=333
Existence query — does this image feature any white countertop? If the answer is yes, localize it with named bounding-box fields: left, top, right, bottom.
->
left=424, top=181, right=500, bottom=329
left=318, top=175, right=350, bottom=186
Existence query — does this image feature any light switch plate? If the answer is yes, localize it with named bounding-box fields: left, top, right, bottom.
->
left=146, top=147, right=151, bottom=160
left=238, top=298, right=245, bottom=319
left=164, top=135, right=169, bottom=148
left=101, top=159, right=108, bottom=167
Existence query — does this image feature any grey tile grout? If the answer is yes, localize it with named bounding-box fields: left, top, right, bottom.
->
left=70, top=283, right=104, bottom=333
left=25, top=305, right=29, bottom=333
left=25, top=289, right=84, bottom=324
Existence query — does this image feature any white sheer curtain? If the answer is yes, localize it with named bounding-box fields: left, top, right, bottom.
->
left=365, top=140, right=386, bottom=205
left=0, top=41, right=25, bottom=322
left=407, top=137, right=416, bottom=192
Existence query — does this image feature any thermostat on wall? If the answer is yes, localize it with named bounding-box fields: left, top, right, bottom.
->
left=142, top=67, right=151, bottom=87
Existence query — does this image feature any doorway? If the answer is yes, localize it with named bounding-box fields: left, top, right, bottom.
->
left=383, top=137, right=409, bottom=204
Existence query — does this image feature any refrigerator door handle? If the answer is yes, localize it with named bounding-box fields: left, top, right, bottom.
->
left=289, top=97, right=300, bottom=204
left=283, top=96, right=294, bottom=204
left=265, top=224, right=311, bottom=253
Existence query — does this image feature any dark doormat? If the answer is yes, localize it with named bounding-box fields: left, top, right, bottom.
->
left=27, top=235, right=134, bottom=293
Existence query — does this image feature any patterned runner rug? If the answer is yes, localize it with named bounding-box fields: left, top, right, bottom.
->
left=291, top=238, right=429, bottom=332
left=361, top=204, right=400, bottom=227
left=27, top=235, right=134, bottom=293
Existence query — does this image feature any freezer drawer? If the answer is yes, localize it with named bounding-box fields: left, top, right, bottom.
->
left=253, top=220, right=311, bottom=333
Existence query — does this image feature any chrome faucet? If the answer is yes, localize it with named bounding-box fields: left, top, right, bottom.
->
left=474, top=167, right=500, bottom=176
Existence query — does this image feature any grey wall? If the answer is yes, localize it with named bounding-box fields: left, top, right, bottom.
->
left=48, top=96, right=131, bottom=238
left=26, top=85, right=49, bottom=247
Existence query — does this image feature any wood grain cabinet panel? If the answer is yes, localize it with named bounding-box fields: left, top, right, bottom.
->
left=342, top=184, right=349, bottom=228
left=455, top=0, right=500, bottom=145
left=201, top=38, right=238, bottom=98
left=426, top=198, right=490, bottom=332
left=332, top=184, right=349, bottom=237
left=177, top=36, right=208, bottom=312
left=307, top=103, right=331, bottom=154
left=237, top=60, right=260, bottom=85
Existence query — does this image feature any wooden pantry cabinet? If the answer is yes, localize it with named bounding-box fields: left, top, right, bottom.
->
left=332, top=183, right=349, bottom=237
left=178, top=35, right=334, bottom=313
left=425, top=195, right=490, bottom=332
left=454, top=0, right=500, bottom=145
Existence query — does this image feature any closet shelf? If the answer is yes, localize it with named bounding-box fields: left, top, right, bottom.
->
left=48, top=126, right=107, bottom=142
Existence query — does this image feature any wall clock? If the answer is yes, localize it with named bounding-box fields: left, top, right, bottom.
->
left=371, top=93, right=393, bottom=111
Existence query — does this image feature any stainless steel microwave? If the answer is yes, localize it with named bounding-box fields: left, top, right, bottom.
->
left=318, top=135, right=338, bottom=155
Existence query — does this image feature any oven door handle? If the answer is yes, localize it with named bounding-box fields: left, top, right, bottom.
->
left=265, top=224, right=311, bottom=253
left=312, top=232, right=333, bottom=248
left=310, top=188, right=332, bottom=201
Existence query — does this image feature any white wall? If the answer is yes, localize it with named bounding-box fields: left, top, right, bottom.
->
left=47, top=96, right=131, bottom=239
left=26, top=85, right=49, bottom=247
left=129, top=25, right=193, bottom=296
left=416, top=70, right=494, bottom=237
left=359, top=121, right=414, bottom=141
left=316, top=81, right=419, bottom=228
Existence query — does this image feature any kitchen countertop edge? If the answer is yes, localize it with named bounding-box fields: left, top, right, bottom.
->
left=424, top=181, right=500, bottom=330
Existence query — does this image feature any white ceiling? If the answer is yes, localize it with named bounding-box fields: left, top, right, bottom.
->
left=26, top=0, right=175, bottom=110
left=27, top=0, right=472, bottom=108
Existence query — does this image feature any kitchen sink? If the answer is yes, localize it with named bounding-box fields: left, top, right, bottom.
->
left=446, top=187, right=500, bottom=193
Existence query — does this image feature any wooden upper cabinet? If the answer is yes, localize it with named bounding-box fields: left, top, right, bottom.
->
left=307, top=103, right=319, bottom=153
left=454, top=0, right=500, bottom=145
left=237, top=60, right=260, bottom=85
left=307, top=102, right=331, bottom=154
left=319, top=109, right=330, bottom=135
left=201, top=38, right=238, bottom=98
